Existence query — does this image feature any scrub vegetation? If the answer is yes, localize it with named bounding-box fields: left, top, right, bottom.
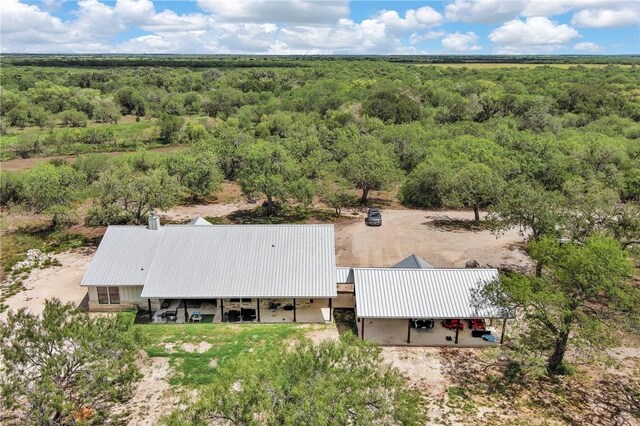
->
left=1, top=55, right=639, bottom=424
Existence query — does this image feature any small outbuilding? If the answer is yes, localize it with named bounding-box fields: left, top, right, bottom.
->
left=353, top=268, right=510, bottom=347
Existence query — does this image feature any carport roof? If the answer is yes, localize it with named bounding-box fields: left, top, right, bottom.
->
left=354, top=268, right=508, bottom=319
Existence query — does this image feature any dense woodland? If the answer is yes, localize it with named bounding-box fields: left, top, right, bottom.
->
left=1, top=57, right=639, bottom=229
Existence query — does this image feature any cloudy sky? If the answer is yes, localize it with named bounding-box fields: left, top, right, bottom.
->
left=1, top=0, right=639, bottom=54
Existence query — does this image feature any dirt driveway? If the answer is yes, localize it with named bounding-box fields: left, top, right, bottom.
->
left=335, top=209, right=531, bottom=269
left=0, top=249, right=93, bottom=321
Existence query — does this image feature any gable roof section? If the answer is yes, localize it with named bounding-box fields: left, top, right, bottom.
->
left=140, top=224, right=336, bottom=298
left=188, top=217, right=213, bottom=226
left=337, top=267, right=354, bottom=283
left=354, top=268, right=506, bottom=319
left=81, top=226, right=164, bottom=286
left=392, top=254, right=434, bottom=269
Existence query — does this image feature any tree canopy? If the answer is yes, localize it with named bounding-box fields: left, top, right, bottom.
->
left=165, top=334, right=424, bottom=425
left=0, top=300, right=140, bottom=424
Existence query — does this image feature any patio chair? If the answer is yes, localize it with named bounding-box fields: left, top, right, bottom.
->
left=191, top=311, right=202, bottom=323
left=165, top=310, right=177, bottom=322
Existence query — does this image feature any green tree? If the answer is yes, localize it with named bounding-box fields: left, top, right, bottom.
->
left=489, top=181, right=566, bottom=241
left=317, top=173, right=356, bottom=215
left=441, top=162, right=504, bottom=222
left=237, top=140, right=312, bottom=213
left=92, top=97, right=121, bottom=124
left=0, top=300, right=140, bottom=424
left=340, top=136, right=401, bottom=203
left=165, top=150, right=223, bottom=200
left=478, top=237, right=634, bottom=375
left=29, top=105, right=52, bottom=128
left=164, top=335, right=424, bottom=425
left=59, top=109, right=88, bottom=127
left=7, top=103, right=29, bottom=128
left=158, top=114, right=184, bottom=144
left=21, top=163, right=85, bottom=213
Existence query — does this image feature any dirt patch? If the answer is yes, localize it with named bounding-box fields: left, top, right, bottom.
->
left=115, top=353, right=178, bottom=426
left=209, top=358, right=218, bottom=368
left=0, top=145, right=186, bottom=171
left=182, top=342, right=213, bottom=353
left=305, top=325, right=340, bottom=345
left=0, top=249, right=93, bottom=321
left=335, top=209, right=532, bottom=269
left=382, top=347, right=448, bottom=421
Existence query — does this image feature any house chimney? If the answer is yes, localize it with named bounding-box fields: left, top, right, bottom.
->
left=148, top=213, right=160, bottom=230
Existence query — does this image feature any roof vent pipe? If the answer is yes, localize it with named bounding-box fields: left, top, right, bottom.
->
left=148, top=213, right=160, bottom=230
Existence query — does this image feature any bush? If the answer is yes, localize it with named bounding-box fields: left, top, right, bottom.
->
left=59, top=109, right=88, bottom=127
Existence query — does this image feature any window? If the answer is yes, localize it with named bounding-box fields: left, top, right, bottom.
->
left=241, top=298, right=252, bottom=303
left=230, top=298, right=240, bottom=303
left=97, top=287, right=109, bottom=304
left=97, top=286, right=120, bottom=304
left=108, top=287, right=120, bottom=304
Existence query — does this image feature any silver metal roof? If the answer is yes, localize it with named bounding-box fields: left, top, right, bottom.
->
left=188, top=217, right=213, bottom=226
left=337, top=267, right=354, bottom=283
left=81, top=226, right=164, bottom=286
left=354, top=268, right=506, bottom=319
left=136, top=224, right=336, bottom=298
left=392, top=254, right=434, bottom=269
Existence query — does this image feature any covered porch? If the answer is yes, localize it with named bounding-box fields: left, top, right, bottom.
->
left=148, top=297, right=333, bottom=324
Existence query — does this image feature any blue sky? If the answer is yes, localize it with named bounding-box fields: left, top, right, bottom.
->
left=2, top=0, right=639, bottom=54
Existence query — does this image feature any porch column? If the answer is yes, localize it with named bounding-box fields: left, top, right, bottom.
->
left=455, top=324, right=459, bottom=344
left=329, top=298, right=333, bottom=322
left=220, top=299, right=224, bottom=322
left=148, top=299, right=152, bottom=322
left=256, top=298, right=261, bottom=322
left=500, top=318, right=507, bottom=344
left=293, top=298, right=297, bottom=322
left=361, top=317, right=365, bottom=340
left=183, top=300, right=188, bottom=323
left=407, top=319, right=411, bottom=344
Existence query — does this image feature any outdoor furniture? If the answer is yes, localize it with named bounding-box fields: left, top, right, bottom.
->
left=441, top=319, right=464, bottom=330
left=269, top=302, right=281, bottom=310
left=241, top=308, right=256, bottom=322
left=165, top=310, right=177, bottom=322
left=191, top=311, right=202, bottom=323
left=227, top=310, right=241, bottom=322
left=482, top=334, right=497, bottom=343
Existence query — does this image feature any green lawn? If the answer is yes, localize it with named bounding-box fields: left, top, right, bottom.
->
left=138, top=323, right=311, bottom=387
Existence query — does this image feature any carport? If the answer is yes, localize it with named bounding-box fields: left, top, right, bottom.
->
left=353, top=268, right=512, bottom=347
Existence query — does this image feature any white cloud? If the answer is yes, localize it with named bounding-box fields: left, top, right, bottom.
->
left=521, top=0, right=629, bottom=17
left=376, top=6, right=442, bottom=31
left=442, top=32, right=482, bottom=51
left=445, top=0, right=525, bottom=24
left=196, top=0, right=349, bottom=24
left=410, top=30, right=446, bottom=44
left=445, top=0, right=640, bottom=24
left=574, top=41, right=603, bottom=51
left=571, top=6, right=640, bottom=28
left=489, top=17, right=580, bottom=53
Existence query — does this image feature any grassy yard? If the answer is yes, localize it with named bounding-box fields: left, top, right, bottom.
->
left=138, top=323, right=318, bottom=387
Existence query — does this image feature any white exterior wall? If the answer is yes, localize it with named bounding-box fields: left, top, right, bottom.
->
left=87, top=285, right=146, bottom=312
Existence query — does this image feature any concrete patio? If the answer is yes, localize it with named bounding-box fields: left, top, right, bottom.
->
left=356, top=318, right=503, bottom=347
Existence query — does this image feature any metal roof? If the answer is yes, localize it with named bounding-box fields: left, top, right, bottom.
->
left=337, top=267, right=354, bottom=283
left=81, top=226, right=164, bottom=286
left=392, top=254, right=434, bottom=269
left=188, top=217, right=213, bottom=226
left=354, top=268, right=507, bottom=319
left=138, top=224, right=336, bottom=298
